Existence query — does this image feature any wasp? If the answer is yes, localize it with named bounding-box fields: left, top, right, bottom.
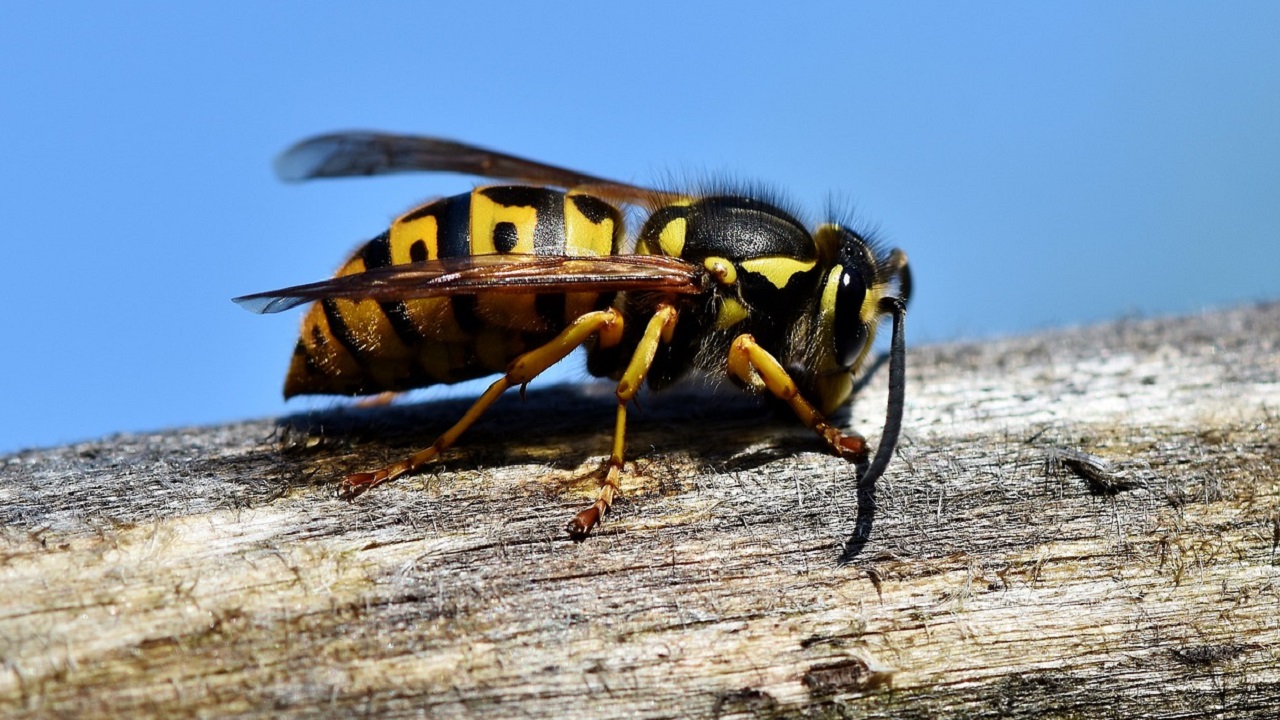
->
left=235, top=132, right=911, bottom=538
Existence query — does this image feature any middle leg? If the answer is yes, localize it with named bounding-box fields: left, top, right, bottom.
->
left=566, top=303, right=678, bottom=538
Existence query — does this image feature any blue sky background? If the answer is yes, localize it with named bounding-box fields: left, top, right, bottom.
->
left=2, top=2, right=1278, bottom=454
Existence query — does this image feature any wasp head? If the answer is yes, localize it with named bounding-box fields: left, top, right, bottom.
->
left=798, top=224, right=909, bottom=415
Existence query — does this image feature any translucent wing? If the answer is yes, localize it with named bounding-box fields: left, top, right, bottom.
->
left=275, top=131, right=676, bottom=205
left=234, top=253, right=706, bottom=314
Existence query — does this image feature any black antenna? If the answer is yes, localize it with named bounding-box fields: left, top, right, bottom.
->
left=841, top=294, right=906, bottom=564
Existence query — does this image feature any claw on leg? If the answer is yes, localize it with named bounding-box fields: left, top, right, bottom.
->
left=835, top=432, right=868, bottom=461
left=339, top=444, right=441, bottom=498
left=340, top=470, right=386, bottom=499
left=567, top=465, right=620, bottom=540
left=728, top=334, right=868, bottom=460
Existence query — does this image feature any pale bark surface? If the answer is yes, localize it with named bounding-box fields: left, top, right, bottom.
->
left=2, top=303, right=1279, bottom=718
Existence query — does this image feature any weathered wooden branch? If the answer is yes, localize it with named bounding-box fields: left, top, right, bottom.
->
left=3, top=303, right=1278, bottom=718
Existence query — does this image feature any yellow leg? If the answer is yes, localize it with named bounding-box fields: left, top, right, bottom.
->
left=566, top=303, right=678, bottom=538
left=727, top=334, right=868, bottom=461
left=340, top=308, right=625, bottom=499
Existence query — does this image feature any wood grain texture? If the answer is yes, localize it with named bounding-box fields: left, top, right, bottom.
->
left=3, top=303, right=1279, bottom=718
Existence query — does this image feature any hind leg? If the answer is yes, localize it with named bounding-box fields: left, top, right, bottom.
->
left=340, top=308, right=625, bottom=498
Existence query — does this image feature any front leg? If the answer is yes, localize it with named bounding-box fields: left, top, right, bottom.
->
left=726, top=334, right=868, bottom=461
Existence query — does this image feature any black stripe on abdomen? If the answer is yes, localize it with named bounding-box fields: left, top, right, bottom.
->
left=359, top=231, right=393, bottom=268
left=437, top=193, right=472, bottom=259
left=321, top=299, right=367, bottom=367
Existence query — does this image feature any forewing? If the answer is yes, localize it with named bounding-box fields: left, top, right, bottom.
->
left=234, top=254, right=705, bottom=314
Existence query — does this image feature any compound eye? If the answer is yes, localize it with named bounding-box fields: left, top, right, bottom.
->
left=833, top=269, right=868, bottom=369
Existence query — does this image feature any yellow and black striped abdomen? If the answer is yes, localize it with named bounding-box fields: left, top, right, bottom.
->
left=284, top=186, right=623, bottom=398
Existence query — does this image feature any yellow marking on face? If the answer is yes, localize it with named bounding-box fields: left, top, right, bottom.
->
left=657, top=217, right=687, bottom=257
left=853, top=281, right=885, bottom=373
left=819, top=266, right=842, bottom=321
left=804, top=265, right=863, bottom=413
left=702, top=256, right=737, bottom=285
left=816, top=266, right=844, bottom=372
left=739, top=257, right=816, bottom=289
left=860, top=283, right=887, bottom=325
left=716, top=297, right=749, bottom=329
left=470, top=192, right=538, bottom=255
left=390, top=213, right=440, bottom=260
